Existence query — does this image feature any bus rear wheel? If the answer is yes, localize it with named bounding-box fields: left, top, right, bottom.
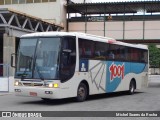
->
left=76, top=83, right=88, bottom=102
left=128, top=80, right=135, bottom=95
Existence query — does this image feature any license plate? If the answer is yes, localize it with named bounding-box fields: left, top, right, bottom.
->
left=29, top=92, right=37, bottom=96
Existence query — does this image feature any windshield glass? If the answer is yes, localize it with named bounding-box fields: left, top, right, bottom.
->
left=16, top=38, right=37, bottom=78
left=15, top=37, right=61, bottom=80
left=34, top=38, right=61, bottom=79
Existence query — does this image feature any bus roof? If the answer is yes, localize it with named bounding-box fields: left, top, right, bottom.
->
left=21, top=32, right=148, bottom=50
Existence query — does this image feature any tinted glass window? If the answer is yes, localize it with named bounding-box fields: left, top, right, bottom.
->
left=139, top=49, right=148, bottom=63
left=12, top=0, right=18, bottom=4
left=42, top=0, right=48, bottom=2
left=78, top=38, right=148, bottom=63
left=108, top=44, right=116, bottom=60
left=0, top=0, right=4, bottom=5
left=79, top=39, right=94, bottom=59
left=19, top=0, right=25, bottom=4
left=131, top=48, right=139, bottom=61
left=26, top=0, right=33, bottom=3
left=34, top=0, right=41, bottom=3
left=5, top=0, right=11, bottom=4
left=94, top=42, right=109, bottom=60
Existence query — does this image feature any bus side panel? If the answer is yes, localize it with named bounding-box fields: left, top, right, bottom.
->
left=61, top=59, right=107, bottom=97
left=88, top=60, right=107, bottom=95
left=73, top=60, right=148, bottom=97
left=106, top=61, right=148, bottom=93
left=141, top=64, right=149, bottom=88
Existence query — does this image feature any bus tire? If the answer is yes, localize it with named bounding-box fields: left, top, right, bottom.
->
left=128, top=80, right=136, bottom=95
left=76, top=83, right=88, bottom=102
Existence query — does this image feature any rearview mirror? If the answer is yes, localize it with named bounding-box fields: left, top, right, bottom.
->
left=63, top=49, right=72, bottom=53
left=11, top=53, right=17, bottom=68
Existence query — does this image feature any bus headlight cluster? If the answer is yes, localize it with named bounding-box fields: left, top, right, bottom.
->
left=48, top=83, right=59, bottom=88
left=14, top=81, right=22, bottom=86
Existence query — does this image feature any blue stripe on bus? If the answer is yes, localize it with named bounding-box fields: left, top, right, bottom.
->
left=106, top=61, right=146, bottom=93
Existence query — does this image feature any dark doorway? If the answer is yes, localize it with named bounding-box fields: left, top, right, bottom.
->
left=15, top=37, right=20, bottom=53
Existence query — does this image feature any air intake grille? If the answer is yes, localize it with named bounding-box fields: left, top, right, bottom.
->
left=23, top=83, right=43, bottom=86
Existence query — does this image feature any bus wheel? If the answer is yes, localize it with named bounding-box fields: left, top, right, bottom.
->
left=128, top=80, right=135, bottom=95
left=76, top=83, right=88, bottom=102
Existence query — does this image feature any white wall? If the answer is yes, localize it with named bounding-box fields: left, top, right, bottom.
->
left=69, top=22, right=85, bottom=31
left=145, top=21, right=160, bottom=39
left=105, top=22, right=123, bottom=39
left=125, top=21, right=143, bottom=39
left=69, top=21, right=160, bottom=39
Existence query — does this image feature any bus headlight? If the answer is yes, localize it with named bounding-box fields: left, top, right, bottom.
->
left=14, top=81, right=19, bottom=86
left=14, top=81, right=22, bottom=86
left=53, top=83, right=59, bottom=88
left=48, top=83, right=59, bottom=88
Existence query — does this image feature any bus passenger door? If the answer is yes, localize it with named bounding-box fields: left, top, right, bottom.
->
left=60, top=37, right=76, bottom=82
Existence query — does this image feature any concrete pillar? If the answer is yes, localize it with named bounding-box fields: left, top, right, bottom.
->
left=3, top=33, right=15, bottom=76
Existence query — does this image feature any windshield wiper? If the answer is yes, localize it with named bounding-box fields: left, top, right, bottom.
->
left=34, top=54, right=44, bottom=81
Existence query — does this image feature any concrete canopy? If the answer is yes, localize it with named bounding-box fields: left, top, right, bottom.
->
left=0, top=8, right=63, bottom=37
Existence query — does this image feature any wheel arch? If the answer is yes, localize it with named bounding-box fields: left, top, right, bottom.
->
left=130, top=78, right=137, bottom=89
left=79, top=80, right=90, bottom=96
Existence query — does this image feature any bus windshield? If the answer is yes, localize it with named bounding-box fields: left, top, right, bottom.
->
left=15, top=37, right=61, bottom=80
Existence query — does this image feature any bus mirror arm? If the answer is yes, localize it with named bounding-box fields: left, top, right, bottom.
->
left=63, top=49, right=72, bottom=53
left=11, top=53, right=17, bottom=68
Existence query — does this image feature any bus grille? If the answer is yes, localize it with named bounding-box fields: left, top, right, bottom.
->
left=23, top=83, right=43, bottom=86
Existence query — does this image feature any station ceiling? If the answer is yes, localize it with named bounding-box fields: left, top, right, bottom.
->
left=67, top=1, right=160, bottom=14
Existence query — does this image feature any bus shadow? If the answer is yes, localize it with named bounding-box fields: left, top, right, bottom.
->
left=20, top=97, right=77, bottom=105
left=20, top=91, right=144, bottom=105
left=87, top=91, right=143, bottom=101
left=148, top=83, right=160, bottom=88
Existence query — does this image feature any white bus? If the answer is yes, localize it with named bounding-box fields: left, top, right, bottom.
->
left=12, top=32, right=148, bottom=102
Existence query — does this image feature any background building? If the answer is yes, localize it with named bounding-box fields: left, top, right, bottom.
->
left=67, top=1, right=160, bottom=45
left=72, top=0, right=92, bottom=3
left=0, top=0, right=66, bottom=25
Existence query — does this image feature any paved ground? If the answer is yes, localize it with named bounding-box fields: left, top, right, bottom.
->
left=0, top=75, right=159, bottom=120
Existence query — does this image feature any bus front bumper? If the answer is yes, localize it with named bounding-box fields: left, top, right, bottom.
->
left=14, top=86, right=65, bottom=99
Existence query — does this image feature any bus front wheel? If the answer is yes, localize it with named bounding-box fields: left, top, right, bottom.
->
left=76, top=83, right=88, bottom=102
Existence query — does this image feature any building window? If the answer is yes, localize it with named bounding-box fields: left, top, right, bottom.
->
left=49, top=0, right=56, bottom=2
left=0, top=0, right=4, bottom=5
left=34, top=0, right=41, bottom=3
left=26, top=0, right=33, bottom=3
left=42, top=0, right=48, bottom=2
left=12, top=0, right=18, bottom=4
left=5, top=0, right=11, bottom=4
left=19, top=0, right=25, bottom=4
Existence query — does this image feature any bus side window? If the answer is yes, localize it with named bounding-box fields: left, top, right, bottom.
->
left=94, top=42, right=108, bottom=60
left=79, top=39, right=94, bottom=59
left=139, top=50, right=148, bottom=63
left=108, top=44, right=115, bottom=60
